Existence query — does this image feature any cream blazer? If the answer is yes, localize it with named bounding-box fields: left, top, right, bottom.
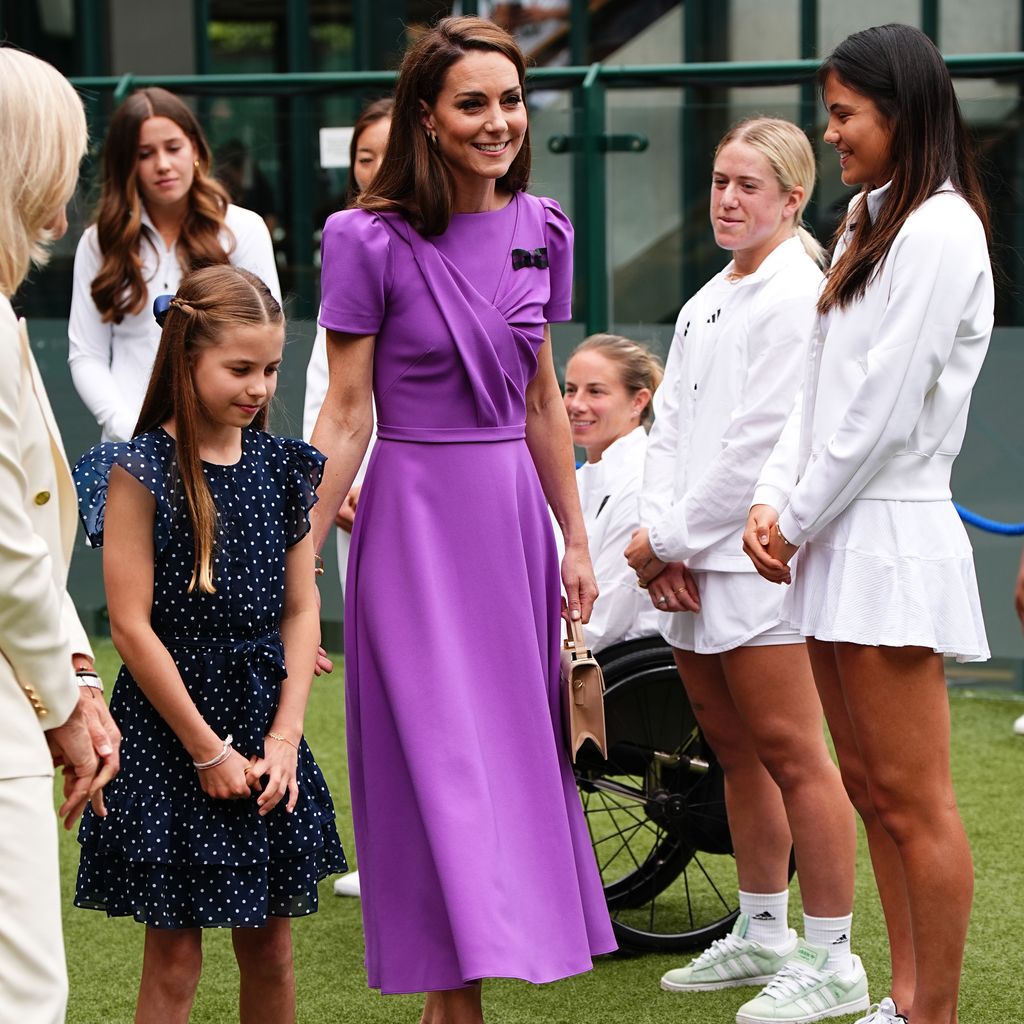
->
left=0, top=295, right=92, bottom=781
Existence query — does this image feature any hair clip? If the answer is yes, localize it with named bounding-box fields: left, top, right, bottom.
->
left=153, top=293, right=174, bottom=328
left=511, top=247, right=548, bottom=271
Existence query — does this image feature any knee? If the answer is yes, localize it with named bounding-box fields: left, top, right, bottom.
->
left=150, top=936, right=203, bottom=996
left=234, top=923, right=293, bottom=978
left=868, top=777, right=958, bottom=847
left=699, top=725, right=760, bottom=778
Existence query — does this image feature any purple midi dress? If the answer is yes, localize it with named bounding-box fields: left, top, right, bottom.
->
left=319, top=192, right=616, bottom=994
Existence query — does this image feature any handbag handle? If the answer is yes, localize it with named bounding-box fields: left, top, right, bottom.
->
left=564, top=616, right=589, bottom=655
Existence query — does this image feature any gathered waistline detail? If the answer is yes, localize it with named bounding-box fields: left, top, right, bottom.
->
left=376, top=422, right=526, bottom=444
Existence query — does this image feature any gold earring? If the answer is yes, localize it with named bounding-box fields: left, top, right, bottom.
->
left=428, top=130, right=438, bottom=148
left=194, top=159, right=200, bottom=170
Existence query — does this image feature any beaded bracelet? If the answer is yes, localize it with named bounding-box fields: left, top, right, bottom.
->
left=193, top=734, right=234, bottom=770
left=314, top=553, right=325, bottom=577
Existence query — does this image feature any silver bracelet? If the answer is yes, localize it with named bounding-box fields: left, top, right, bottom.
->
left=193, top=734, right=234, bottom=770
left=75, top=669, right=103, bottom=692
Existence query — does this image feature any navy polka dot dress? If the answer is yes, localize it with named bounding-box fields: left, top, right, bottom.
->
left=72, top=427, right=347, bottom=929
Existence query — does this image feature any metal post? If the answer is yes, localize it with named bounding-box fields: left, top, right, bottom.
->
left=286, top=0, right=316, bottom=318
left=193, top=0, right=210, bottom=74
left=569, top=0, right=590, bottom=66
left=799, top=0, right=820, bottom=235
left=921, top=0, right=939, bottom=44
left=577, top=63, right=607, bottom=333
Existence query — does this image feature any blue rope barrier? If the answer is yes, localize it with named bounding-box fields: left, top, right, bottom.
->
left=954, top=502, right=1024, bottom=536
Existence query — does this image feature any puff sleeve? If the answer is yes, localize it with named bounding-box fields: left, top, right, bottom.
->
left=319, top=210, right=393, bottom=336
left=270, top=436, right=326, bottom=547
left=540, top=197, right=574, bottom=323
left=73, top=439, right=175, bottom=554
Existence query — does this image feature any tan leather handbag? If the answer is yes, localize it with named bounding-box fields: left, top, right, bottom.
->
left=561, top=618, right=608, bottom=763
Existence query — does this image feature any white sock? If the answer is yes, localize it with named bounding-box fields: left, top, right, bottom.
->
left=804, top=912, right=854, bottom=976
left=739, top=889, right=792, bottom=951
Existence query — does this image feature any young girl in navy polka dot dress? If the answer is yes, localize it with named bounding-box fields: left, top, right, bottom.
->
left=72, top=265, right=346, bottom=1022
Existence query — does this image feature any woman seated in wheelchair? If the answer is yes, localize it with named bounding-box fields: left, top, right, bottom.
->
left=562, top=333, right=663, bottom=654
left=625, top=118, right=867, bottom=1024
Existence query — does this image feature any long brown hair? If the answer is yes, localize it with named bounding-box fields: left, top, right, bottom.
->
left=358, top=16, right=531, bottom=235
left=136, top=265, right=282, bottom=594
left=344, top=97, right=394, bottom=208
left=818, top=24, right=990, bottom=313
left=91, top=87, right=234, bottom=324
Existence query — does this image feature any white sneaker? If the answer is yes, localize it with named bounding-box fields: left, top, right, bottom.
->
left=854, top=997, right=907, bottom=1024
left=1013, top=713, right=1024, bottom=736
left=660, top=913, right=796, bottom=992
left=332, top=870, right=361, bottom=897
left=735, top=941, right=869, bottom=1023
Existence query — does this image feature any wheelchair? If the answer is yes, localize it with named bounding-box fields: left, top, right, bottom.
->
left=574, top=636, right=740, bottom=955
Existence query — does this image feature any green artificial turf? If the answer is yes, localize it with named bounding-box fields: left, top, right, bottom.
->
left=59, top=640, right=1024, bottom=1023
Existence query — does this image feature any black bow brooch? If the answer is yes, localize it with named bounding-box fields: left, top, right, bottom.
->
left=511, top=247, right=548, bottom=271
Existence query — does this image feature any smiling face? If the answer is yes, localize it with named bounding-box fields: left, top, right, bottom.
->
left=822, top=71, right=895, bottom=189
left=710, top=139, right=802, bottom=272
left=136, top=115, right=198, bottom=214
left=353, top=116, right=391, bottom=193
left=192, top=322, right=285, bottom=432
left=420, top=50, right=527, bottom=205
left=564, top=350, right=648, bottom=463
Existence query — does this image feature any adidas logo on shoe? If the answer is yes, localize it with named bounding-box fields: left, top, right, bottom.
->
left=752, top=911, right=776, bottom=921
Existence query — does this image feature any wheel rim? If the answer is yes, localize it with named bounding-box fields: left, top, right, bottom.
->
left=575, top=640, right=740, bottom=952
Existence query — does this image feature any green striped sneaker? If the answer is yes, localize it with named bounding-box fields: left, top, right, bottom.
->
left=735, top=941, right=869, bottom=1024
left=659, top=914, right=796, bottom=992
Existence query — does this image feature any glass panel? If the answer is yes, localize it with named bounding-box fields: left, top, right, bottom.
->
left=727, top=0, right=799, bottom=62
left=941, top=0, right=1020, bottom=53
left=818, top=0, right=919, bottom=55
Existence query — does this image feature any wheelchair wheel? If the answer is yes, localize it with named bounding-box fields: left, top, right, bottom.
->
left=574, top=637, right=740, bottom=954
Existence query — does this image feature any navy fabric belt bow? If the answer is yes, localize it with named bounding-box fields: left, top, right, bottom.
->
left=511, top=247, right=548, bottom=270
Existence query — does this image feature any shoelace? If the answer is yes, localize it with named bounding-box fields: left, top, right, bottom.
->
left=759, top=960, right=826, bottom=999
left=691, top=931, right=747, bottom=967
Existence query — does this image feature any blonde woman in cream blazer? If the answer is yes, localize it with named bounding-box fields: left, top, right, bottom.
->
left=0, top=47, right=120, bottom=1024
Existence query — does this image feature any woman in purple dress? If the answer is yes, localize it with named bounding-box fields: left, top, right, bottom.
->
left=308, top=15, right=616, bottom=1022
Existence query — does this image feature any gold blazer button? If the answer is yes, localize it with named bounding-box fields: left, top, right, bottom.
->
left=34, top=490, right=51, bottom=505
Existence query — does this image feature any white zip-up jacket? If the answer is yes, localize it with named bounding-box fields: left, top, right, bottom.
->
left=641, top=235, right=823, bottom=570
left=68, top=204, right=280, bottom=442
left=753, top=182, right=994, bottom=546
left=573, top=427, right=662, bottom=652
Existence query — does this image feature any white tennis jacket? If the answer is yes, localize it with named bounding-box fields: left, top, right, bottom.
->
left=754, top=181, right=994, bottom=546
left=641, top=235, right=823, bottom=570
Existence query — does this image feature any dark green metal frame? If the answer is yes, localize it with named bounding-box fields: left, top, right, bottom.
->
left=70, top=51, right=1024, bottom=330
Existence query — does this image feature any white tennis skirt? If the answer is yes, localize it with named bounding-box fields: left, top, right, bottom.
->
left=658, top=569, right=802, bottom=655
left=782, top=498, right=990, bottom=663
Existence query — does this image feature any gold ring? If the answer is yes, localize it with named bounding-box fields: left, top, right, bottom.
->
left=674, top=587, right=688, bottom=596
left=637, top=578, right=648, bottom=589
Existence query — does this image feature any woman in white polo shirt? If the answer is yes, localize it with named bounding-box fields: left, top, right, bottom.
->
left=69, top=87, right=279, bottom=442
left=626, top=118, right=864, bottom=1024
left=745, top=25, right=992, bottom=1024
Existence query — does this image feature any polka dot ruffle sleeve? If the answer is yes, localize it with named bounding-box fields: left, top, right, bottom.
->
left=268, top=435, right=326, bottom=546
left=73, top=434, right=176, bottom=553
